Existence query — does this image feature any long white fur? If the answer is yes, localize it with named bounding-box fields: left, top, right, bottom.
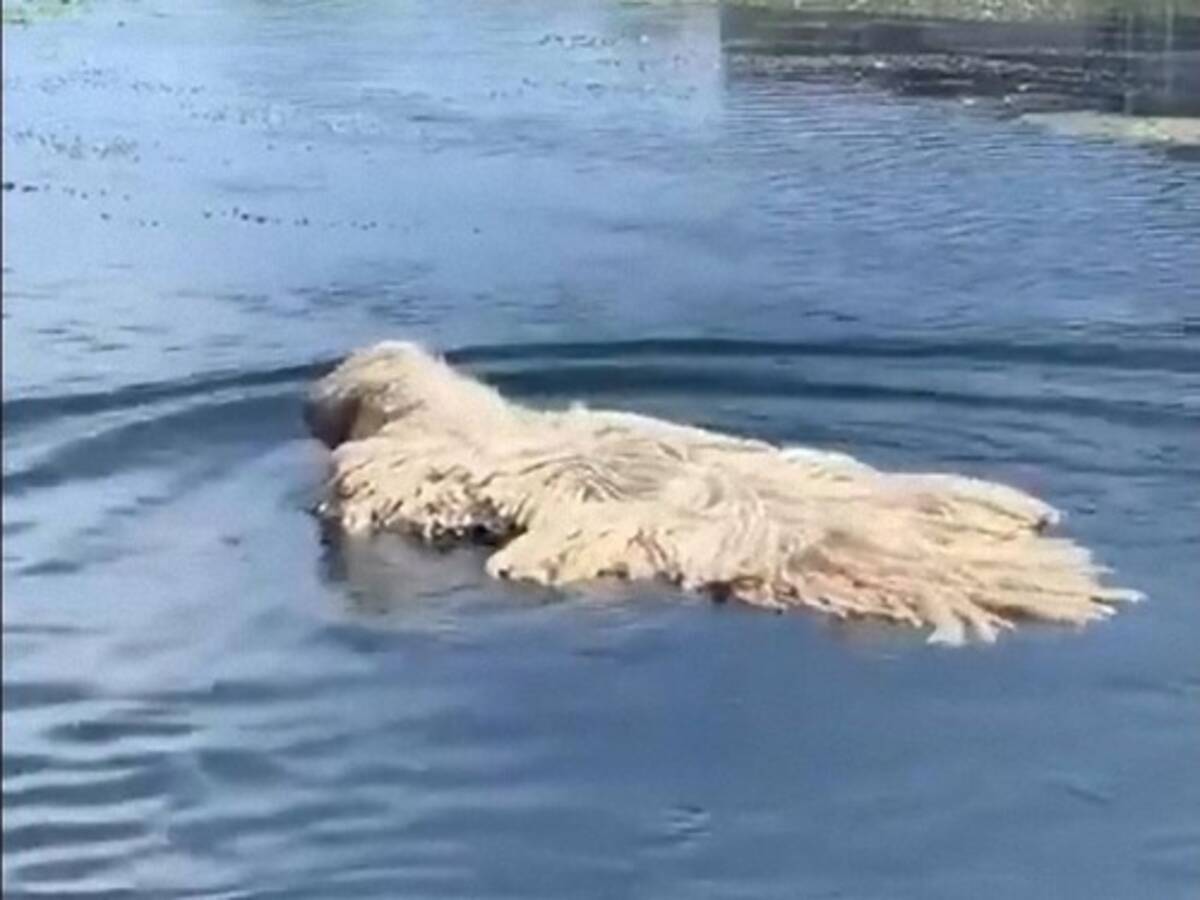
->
left=306, top=341, right=1139, bottom=644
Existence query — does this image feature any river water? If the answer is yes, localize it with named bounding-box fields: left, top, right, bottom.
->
left=3, top=1, right=1199, bottom=897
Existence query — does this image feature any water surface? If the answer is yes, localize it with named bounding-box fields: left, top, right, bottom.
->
left=3, top=1, right=1199, bottom=897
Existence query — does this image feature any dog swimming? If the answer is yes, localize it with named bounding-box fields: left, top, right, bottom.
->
left=306, top=341, right=1139, bottom=645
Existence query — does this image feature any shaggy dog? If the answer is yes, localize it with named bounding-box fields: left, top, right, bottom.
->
left=306, top=341, right=1138, bottom=644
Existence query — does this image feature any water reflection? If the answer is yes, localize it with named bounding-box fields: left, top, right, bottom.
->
left=720, top=2, right=1200, bottom=117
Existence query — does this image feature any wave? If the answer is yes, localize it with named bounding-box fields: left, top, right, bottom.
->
left=2, top=359, right=336, bottom=431
left=6, top=335, right=1196, bottom=431
left=4, top=336, right=1194, bottom=500
left=449, top=336, right=1200, bottom=375
left=3, top=393, right=303, bottom=497
left=481, top=362, right=1198, bottom=430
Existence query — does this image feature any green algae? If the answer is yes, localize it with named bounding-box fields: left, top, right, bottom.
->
left=2, top=0, right=90, bottom=26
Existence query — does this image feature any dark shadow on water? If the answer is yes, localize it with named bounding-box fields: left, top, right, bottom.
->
left=316, top=521, right=510, bottom=619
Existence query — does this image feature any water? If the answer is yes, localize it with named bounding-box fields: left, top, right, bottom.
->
left=3, top=1, right=1199, bottom=897
left=721, top=2, right=1200, bottom=117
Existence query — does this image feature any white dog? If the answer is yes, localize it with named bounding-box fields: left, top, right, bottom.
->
left=307, top=341, right=1138, bottom=644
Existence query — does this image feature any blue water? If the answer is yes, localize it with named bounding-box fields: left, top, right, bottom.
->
left=3, top=1, right=1199, bottom=897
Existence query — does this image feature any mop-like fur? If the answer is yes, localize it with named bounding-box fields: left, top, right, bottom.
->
left=306, top=341, right=1138, bottom=644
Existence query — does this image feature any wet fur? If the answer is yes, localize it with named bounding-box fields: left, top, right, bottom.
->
left=307, top=341, right=1138, bottom=644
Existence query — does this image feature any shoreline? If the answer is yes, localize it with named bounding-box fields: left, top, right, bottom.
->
left=721, top=1, right=1200, bottom=122
left=723, top=0, right=1200, bottom=25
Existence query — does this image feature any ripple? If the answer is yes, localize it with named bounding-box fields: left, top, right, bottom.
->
left=3, top=392, right=303, bottom=496
left=4, top=766, right=171, bottom=812
left=451, top=335, right=1200, bottom=374
left=4, top=0, right=1198, bottom=896
left=2, top=360, right=332, bottom=432
left=481, top=360, right=1200, bottom=430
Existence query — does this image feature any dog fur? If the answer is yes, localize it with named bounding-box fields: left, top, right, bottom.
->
left=307, top=341, right=1138, bottom=644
